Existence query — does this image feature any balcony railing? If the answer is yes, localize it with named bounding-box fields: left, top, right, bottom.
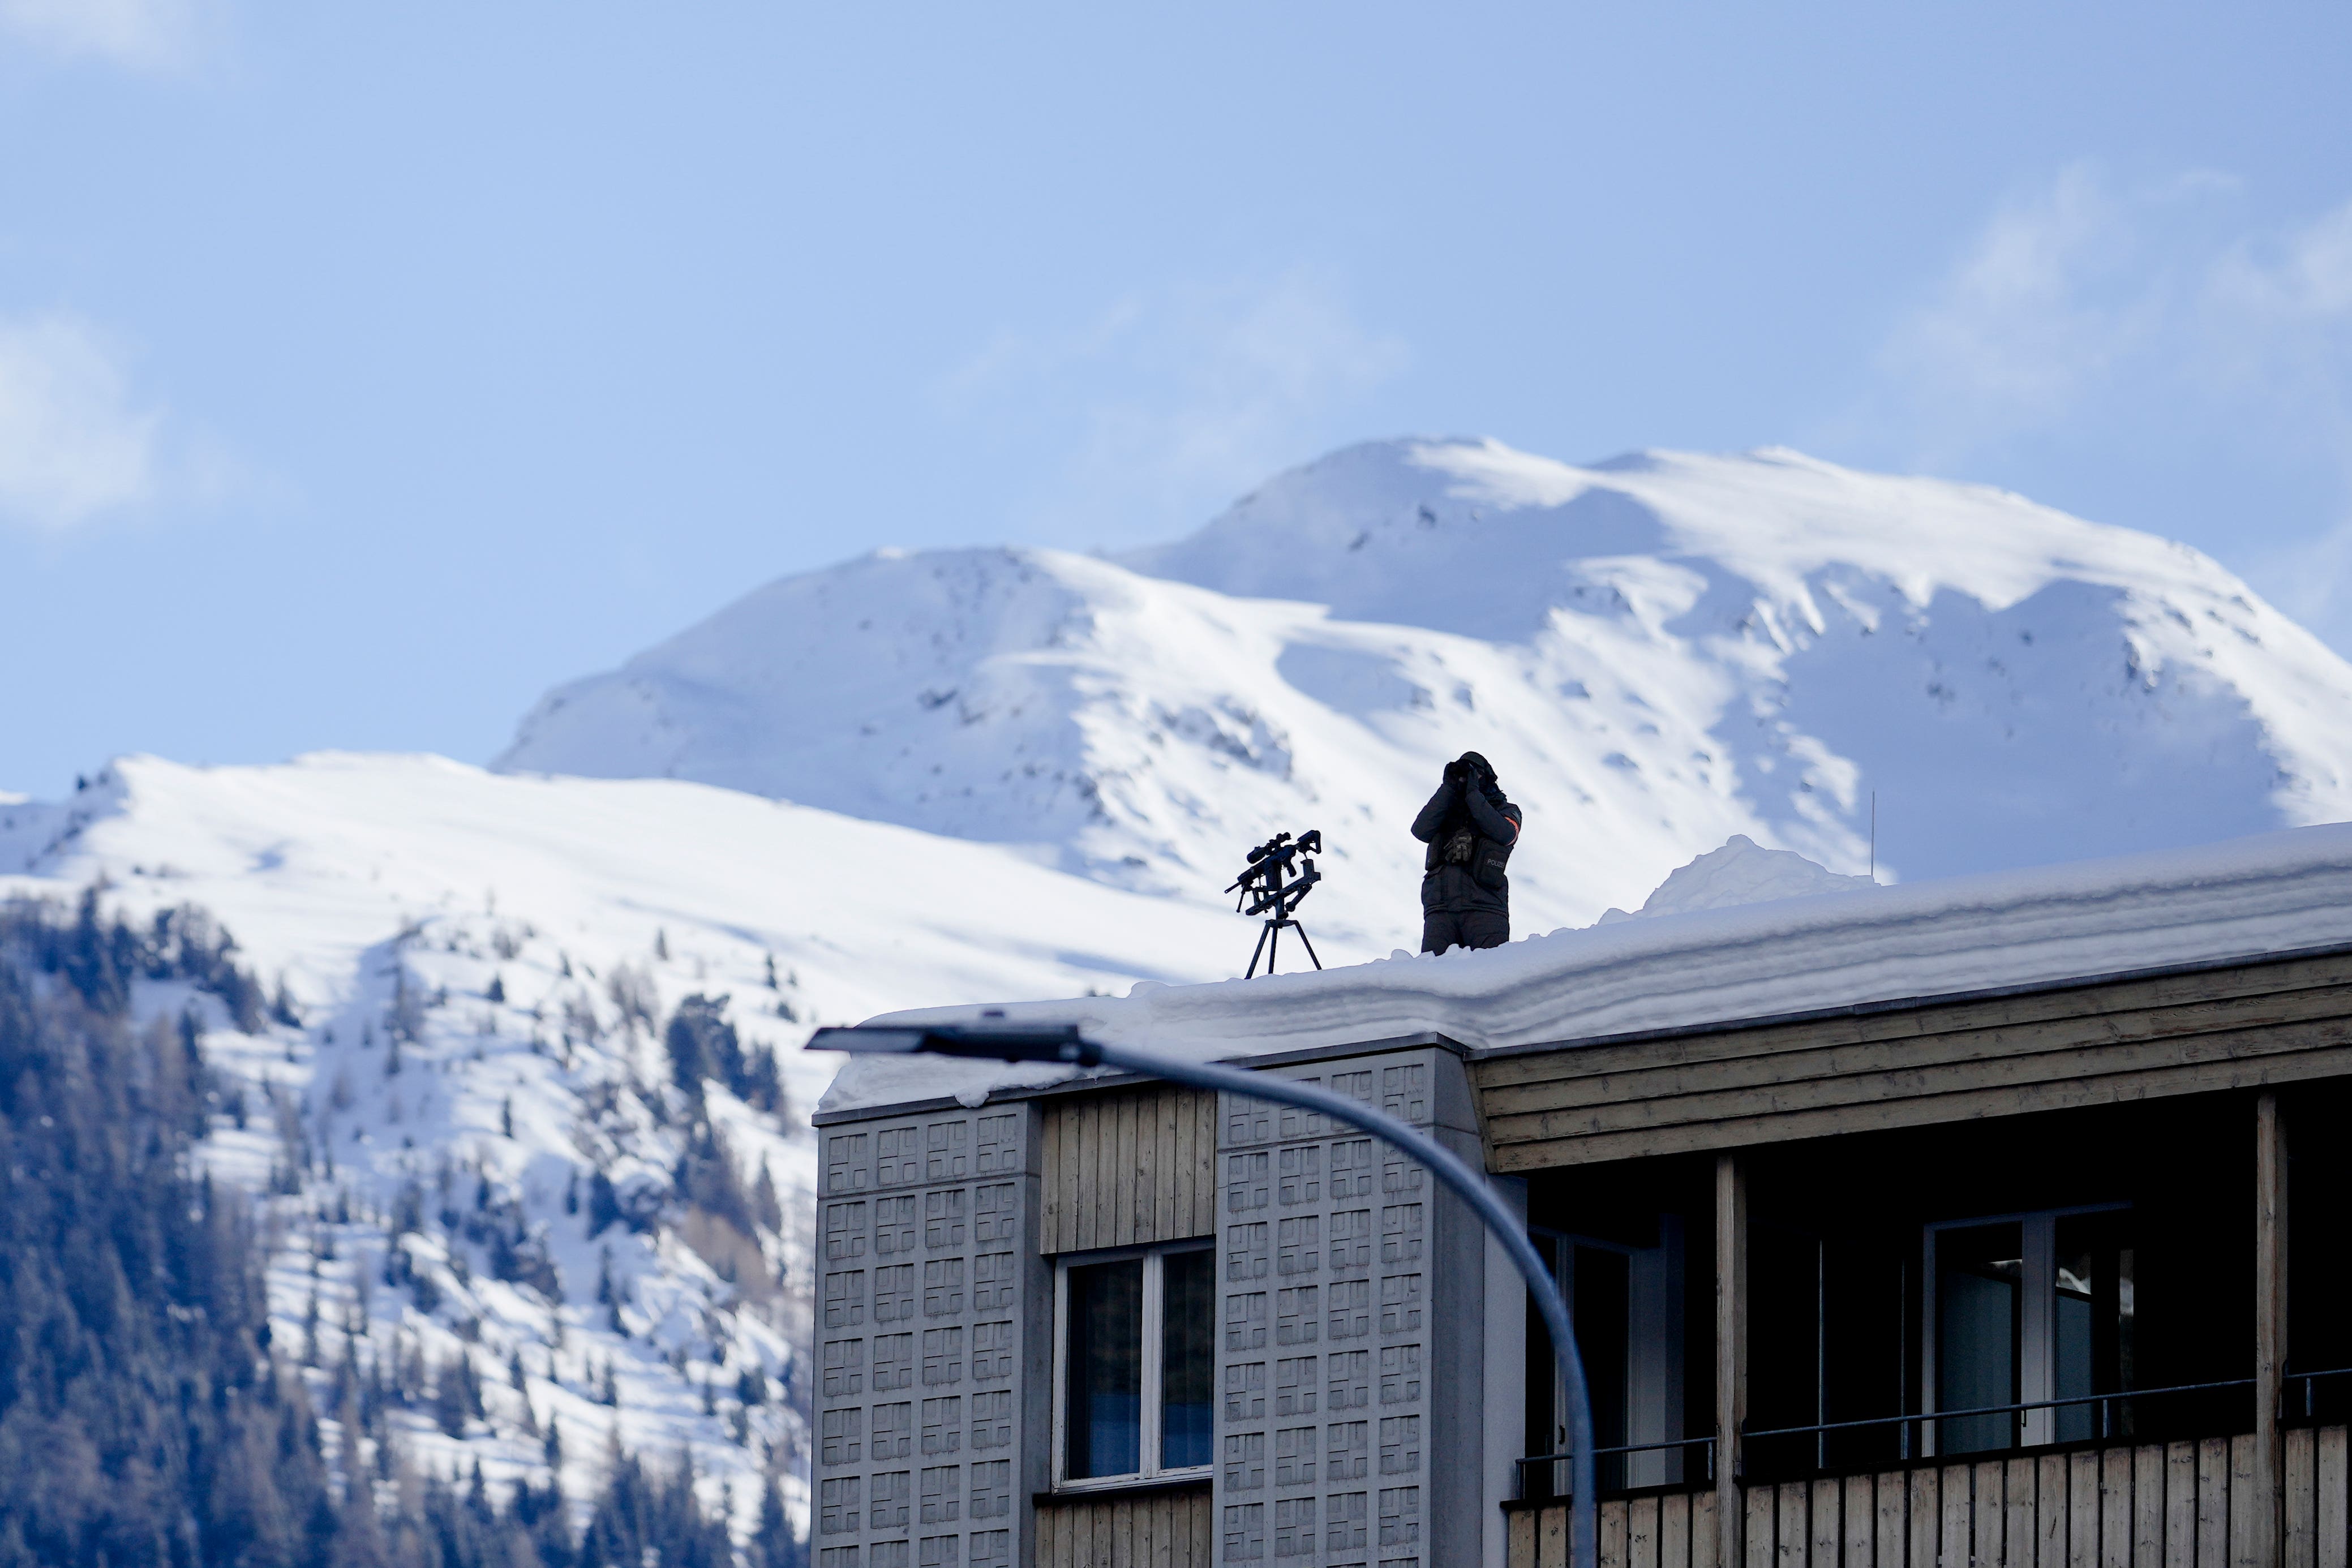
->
left=1742, top=1376, right=2257, bottom=1478
left=1517, top=1435, right=1717, bottom=1502
left=1512, top=1378, right=2256, bottom=1505
left=2287, top=1366, right=2352, bottom=1425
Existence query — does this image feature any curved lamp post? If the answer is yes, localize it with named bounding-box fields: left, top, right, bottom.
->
left=810, top=1023, right=1600, bottom=1568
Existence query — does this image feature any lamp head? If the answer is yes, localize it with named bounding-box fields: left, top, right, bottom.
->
left=805, top=1022, right=1100, bottom=1066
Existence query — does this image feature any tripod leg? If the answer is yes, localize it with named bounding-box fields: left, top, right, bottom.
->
left=1267, top=921, right=1280, bottom=976
left=1293, top=923, right=1323, bottom=971
left=1246, top=921, right=1272, bottom=980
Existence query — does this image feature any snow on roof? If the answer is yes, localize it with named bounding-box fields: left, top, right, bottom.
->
left=819, top=822, right=2352, bottom=1116
left=1595, top=832, right=1877, bottom=923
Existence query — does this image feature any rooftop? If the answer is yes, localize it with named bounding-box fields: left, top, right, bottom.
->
left=819, top=822, right=2352, bottom=1118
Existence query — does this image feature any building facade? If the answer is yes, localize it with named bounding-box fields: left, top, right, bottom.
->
left=812, top=834, right=2352, bottom=1568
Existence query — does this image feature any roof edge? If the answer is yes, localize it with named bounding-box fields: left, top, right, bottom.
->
left=1465, top=938, right=2352, bottom=1063
left=810, top=1030, right=1467, bottom=1125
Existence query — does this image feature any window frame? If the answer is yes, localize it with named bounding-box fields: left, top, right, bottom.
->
left=1049, top=1240, right=1216, bottom=1490
left=1921, top=1201, right=2131, bottom=1455
left=1525, top=1226, right=1637, bottom=1457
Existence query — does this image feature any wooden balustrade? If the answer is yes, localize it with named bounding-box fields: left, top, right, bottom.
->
left=1508, top=1427, right=2350, bottom=1568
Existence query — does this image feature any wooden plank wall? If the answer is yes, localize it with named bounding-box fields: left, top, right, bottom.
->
left=1509, top=1429, right=2352, bottom=1568
left=2291, top=1427, right=2352, bottom=1568
left=1511, top=1489, right=1722, bottom=1568
left=1033, top=1487, right=1211, bottom=1568
left=1472, top=952, right=2352, bottom=1169
left=1037, top=1085, right=1217, bottom=1254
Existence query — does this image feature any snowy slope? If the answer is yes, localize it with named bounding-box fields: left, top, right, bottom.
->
left=497, top=439, right=2352, bottom=946
left=493, top=544, right=1488, bottom=947
left=0, top=753, right=1257, bottom=1539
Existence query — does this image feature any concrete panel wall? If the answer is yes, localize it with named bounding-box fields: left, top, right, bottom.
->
left=818, top=1046, right=1493, bottom=1568
left=1211, top=1047, right=1488, bottom=1568
left=816, top=1105, right=1050, bottom=1568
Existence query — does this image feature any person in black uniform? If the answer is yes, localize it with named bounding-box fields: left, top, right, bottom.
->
left=1411, top=750, right=1523, bottom=953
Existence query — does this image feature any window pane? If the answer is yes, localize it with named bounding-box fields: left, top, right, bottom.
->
left=1523, top=1234, right=1561, bottom=1498
left=1937, top=1222, right=2020, bottom=1455
left=1160, top=1248, right=1213, bottom=1468
left=2054, top=1290, right=2096, bottom=1441
left=2054, top=1235, right=2096, bottom=1443
left=1576, top=1244, right=1631, bottom=1492
left=1066, top=1258, right=1144, bottom=1478
left=2054, top=1210, right=2132, bottom=1443
left=2117, top=1246, right=2136, bottom=1391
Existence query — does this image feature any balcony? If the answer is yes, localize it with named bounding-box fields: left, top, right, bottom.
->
left=1500, top=1076, right=2349, bottom=1567
left=1509, top=1419, right=2352, bottom=1567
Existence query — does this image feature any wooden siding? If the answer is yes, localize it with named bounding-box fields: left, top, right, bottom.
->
left=1037, top=1085, right=1217, bottom=1253
left=1509, top=1429, right=2352, bottom=1568
left=1472, top=951, right=2352, bottom=1170
left=1033, top=1486, right=1211, bottom=1568
left=1512, top=1488, right=1722, bottom=1568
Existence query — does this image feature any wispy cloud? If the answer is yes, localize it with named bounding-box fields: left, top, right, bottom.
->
left=2249, top=517, right=2352, bottom=651
left=1851, top=164, right=2251, bottom=465
left=0, top=0, right=205, bottom=72
left=0, top=311, right=260, bottom=532
left=1878, top=166, right=2140, bottom=439
left=1853, top=164, right=2352, bottom=462
left=1838, top=166, right=2352, bottom=647
left=2215, top=200, right=2352, bottom=648
left=0, top=313, right=161, bottom=530
left=2203, top=199, right=2352, bottom=418
left=938, top=268, right=1408, bottom=545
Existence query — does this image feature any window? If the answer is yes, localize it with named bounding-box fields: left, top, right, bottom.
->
left=1926, top=1206, right=2132, bottom=1455
left=1054, top=1243, right=1214, bottom=1485
left=1523, top=1221, right=1689, bottom=1496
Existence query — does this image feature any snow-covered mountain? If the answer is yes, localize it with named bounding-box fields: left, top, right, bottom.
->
left=498, top=437, right=2352, bottom=948
left=0, top=754, right=1255, bottom=1541
left=13, top=433, right=2352, bottom=1545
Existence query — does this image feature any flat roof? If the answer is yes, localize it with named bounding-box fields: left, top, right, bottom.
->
left=819, top=822, right=2352, bottom=1119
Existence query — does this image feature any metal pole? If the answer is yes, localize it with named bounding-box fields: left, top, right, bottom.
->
left=1083, top=1040, right=1601, bottom=1568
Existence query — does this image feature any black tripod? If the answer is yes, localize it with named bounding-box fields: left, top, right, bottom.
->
left=1227, top=830, right=1324, bottom=978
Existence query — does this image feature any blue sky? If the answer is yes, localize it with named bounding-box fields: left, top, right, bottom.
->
left=3, top=2, right=2350, bottom=797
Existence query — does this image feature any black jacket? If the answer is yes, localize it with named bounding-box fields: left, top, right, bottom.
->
left=1411, top=775, right=1522, bottom=913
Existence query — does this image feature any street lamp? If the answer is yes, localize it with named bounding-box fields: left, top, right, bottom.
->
left=809, top=1022, right=1601, bottom=1568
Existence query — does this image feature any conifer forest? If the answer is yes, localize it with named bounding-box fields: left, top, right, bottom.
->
left=0, top=893, right=805, bottom=1568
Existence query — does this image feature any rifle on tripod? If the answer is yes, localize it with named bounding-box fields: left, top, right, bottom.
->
left=1226, top=830, right=1324, bottom=978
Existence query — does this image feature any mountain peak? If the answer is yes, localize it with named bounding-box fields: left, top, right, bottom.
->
left=494, top=435, right=2352, bottom=925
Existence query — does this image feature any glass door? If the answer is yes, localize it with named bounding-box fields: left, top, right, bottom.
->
left=1926, top=1207, right=2131, bottom=1456
left=2052, top=1212, right=2132, bottom=1444
left=1933, top=1222, right=2020, bottom=1454
left=1525, top=1219, right=1686, bottom=1495
left=1525, top=1235, right=1629, bottom=1494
